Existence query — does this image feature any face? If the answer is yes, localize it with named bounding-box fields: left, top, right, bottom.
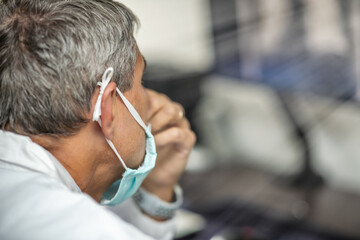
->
left=111, top=52, right=149, bottom=170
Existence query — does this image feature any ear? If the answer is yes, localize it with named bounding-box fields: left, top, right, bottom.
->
left=100, top=82, right=117, bottom=140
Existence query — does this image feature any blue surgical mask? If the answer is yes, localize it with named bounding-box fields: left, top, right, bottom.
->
left=92, top=67, right=157, bottom=206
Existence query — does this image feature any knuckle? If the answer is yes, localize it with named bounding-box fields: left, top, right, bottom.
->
left=189, top=130, right=197, bottom=144
left=172, top=128, right=182, bottom=139
left=149, top=93, right=168, bottom=109
left=159, top=93, right=170, bottom=102
left=175, top=103, right=185, bottom=115
left=184, top=119, right=191, bottom=128
left=150, top=97, right=160, bottom=109
left=174, top=102, right=183, bottom=110
left=165, top=104, right=177, bottom=116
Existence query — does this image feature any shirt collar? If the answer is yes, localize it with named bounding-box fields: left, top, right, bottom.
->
left=0, top=130, right=81, bottom=193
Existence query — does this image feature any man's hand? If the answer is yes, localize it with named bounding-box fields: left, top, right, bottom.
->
left=141, top=89, right=196, bottom=202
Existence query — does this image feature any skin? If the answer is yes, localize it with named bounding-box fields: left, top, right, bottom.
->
left=31, top=52, right=196, bottom=219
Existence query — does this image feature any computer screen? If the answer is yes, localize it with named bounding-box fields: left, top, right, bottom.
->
left=210, top=0, right=360, bottom=100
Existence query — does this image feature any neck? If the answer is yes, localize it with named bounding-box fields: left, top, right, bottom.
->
left=31, top=122, right=123, bottom=202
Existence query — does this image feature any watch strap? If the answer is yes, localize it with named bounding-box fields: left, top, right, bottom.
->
left=133, top=185, right=183, bottom=219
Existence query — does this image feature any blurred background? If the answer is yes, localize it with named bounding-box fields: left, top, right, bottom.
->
left=120, top=0, right=360, bottom=239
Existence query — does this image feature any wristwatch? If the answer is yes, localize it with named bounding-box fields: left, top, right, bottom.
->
left=133, top=185, right=183, bottom=219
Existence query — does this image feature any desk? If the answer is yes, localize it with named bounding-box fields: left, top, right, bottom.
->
left=180, top=165, right=360, bottom=238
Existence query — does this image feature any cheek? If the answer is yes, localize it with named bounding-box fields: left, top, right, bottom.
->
left=118, top=86, right=148, bottom=168
left=143, top=89, right=151, bottom=123
left=112, top=106, right=146, bottom=169
left=127, top=127, right=146, bottom=169
left=133, top=87, right=149, bottom=123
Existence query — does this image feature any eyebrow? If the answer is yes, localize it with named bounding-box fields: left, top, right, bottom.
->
left=142, top=55, right=147, bottom=74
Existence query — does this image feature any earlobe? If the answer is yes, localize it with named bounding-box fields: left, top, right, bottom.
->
left=100, top=82, right=117, bottom=140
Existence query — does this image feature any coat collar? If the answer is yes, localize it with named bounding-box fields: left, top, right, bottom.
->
left=0, top=130, right=81, bottom=193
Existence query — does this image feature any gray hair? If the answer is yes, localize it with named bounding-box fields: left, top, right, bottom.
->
left=0, top=0, right=139, bottom=135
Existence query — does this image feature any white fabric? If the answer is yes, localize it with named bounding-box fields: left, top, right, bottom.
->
left=92, top=67, right=113, bottom=126
left=116, top=87, right=147, bottom=130
left=0, top=130, right=175, bottom=240
left=108, top=199, right=175, bottom=240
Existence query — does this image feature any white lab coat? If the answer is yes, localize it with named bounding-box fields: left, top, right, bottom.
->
left=0, top=131, right=175, bottom=240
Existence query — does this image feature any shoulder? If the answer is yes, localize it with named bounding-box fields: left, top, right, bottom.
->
left=0, top=168, right=153, bottom=240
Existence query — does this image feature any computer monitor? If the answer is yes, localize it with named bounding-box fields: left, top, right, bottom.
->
left=209, top=0, right=360, bottom=187
left=210, top=0, right=359, bottom=100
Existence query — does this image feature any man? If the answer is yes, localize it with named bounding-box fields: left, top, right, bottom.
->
left=0, top=0, right=196, bottom=239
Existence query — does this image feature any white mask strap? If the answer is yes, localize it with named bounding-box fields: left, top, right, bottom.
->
left=106, top=138, right=128, bottom=170
left=92, top=67, right=114, bottom=126
left=116, top=89, right=147, bottom=131
left=93, top=67, right=147, bottom=131
left=92, top=67, right=148, bottom=170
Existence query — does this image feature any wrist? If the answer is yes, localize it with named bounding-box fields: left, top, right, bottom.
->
left=133, top=185, right=183, bottom=220
left=141, top=183, right=175, bottom=202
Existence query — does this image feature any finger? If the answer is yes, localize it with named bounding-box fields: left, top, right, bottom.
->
left=146, top=89, right=170, bottom=120
left=174, top=117, right=191, bottom=130
left=155, top=126, right=196, bottom=150
left=150, top=102, right=185, bottom=134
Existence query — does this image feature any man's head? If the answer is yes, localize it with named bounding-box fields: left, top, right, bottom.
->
left=0, top=0, right=139, bottom=136
left=0, top=0, right=152, bottom=200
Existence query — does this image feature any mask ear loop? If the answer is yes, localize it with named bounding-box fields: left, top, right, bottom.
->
left=105, top=139, right=128, bottom=170
left=92, top=67, right=128, bottom=170
left=116, top=88, right=147, bottom=131
left=92, top=67, right=114, bottom=127
left=93, top=67, right=150, bottom=171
